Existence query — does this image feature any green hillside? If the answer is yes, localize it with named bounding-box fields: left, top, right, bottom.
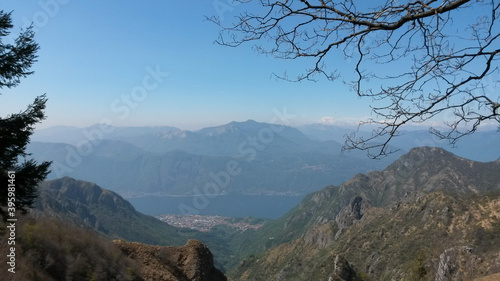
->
left=33, top=177, right=236, bottom=272
left=228, top=147, right=500, bottom=280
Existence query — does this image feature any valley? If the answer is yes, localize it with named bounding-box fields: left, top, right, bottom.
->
left=28, top=121, right=499, bottom=219
left=4, top=144, right=499, bottom=280
left=2, top=2, right=499, bottom=279
left=155, top=214, right=265, bottom=232
left=128, top=193, right=304, bottom=219
left=3, top=121, right=499, bottom=280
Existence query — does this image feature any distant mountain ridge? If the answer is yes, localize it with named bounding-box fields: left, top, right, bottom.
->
left=33, top=120, right=348, bottom=158
left=35, top=121, right=499, bottom=162
left=29, top=120, right=498, bottom=220
left=106, top=119, right=339, bottom=156
left=28, top=120, right=397, bottom=196
left=298, top=123, right=500, bottom=162
left=32, top=124, right=180, bottom=145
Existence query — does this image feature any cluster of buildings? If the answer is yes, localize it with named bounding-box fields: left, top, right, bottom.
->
left=155, top=214, right=263, bottom=232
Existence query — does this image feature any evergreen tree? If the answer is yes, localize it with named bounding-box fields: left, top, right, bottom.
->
left=0, top=11, right=51, bottom=221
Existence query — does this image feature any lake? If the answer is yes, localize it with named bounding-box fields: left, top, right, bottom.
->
left=128, top=194, right=305, bottom=219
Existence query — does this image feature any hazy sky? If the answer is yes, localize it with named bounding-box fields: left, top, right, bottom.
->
left=1, top=1, right=496, bottom=131
left=0, top=1, right=378, bottom=130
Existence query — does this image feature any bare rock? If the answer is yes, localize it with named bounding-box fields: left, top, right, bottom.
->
left=335, top=196, right=370, bottom=239
left=332, top=255, right=356, bottom=281
left=114, top=239, right=227, bottom=281
left=435, top=246, right=480, bottom=281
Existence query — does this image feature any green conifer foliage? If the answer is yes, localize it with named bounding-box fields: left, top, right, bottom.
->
left=0, top=11, right=51, bottom=221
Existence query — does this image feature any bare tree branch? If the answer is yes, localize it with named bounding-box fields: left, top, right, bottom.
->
left=208, top=0, right=499, bottom=158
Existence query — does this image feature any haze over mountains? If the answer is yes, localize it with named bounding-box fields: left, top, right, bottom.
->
left=29, top=120, right=499, bottom=218
left=29, top=120, right=398, bottom=196
left=33, top=120, right=500, bottom=162
left=297, top=123, right=500, bottom=162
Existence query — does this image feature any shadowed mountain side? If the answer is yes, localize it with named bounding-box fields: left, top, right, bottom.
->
left=34, top=177, right=196, bottom=246
left=32, top=177, right=235, bottom=272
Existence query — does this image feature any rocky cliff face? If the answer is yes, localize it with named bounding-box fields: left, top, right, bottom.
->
left=230, top=147, right=500, bottom=280
left=334, top=196, right=370, bottom=239
left=114, top=239, right=227, bottom=281
left=435, top=246, right=480, bottom=281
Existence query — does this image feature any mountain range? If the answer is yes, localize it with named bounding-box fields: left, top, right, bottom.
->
left=297, top=123, right=500, bottom=162
left=30, top=121, right=499, bottom=199
left=14, top=146, right=500, bottom=280
left=29, top=120, right=404, bottom=197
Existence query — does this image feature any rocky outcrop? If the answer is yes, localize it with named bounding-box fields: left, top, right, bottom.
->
left=230, top=147, right=500, bottom=281
left=114, top=239, right=227, bottom=281
left=303, top=222, right=335, bottom=249
left=435, top=246, right=480, bottom=281
left=332, top=255, right=356, bottom=281
left=335, top=196, right=370, bottom=238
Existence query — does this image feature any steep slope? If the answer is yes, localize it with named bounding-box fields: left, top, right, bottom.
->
left=34, top=177, right=193, bottom=246
left=233, top=192, right=500, bottom=280
left=0, top=217, right=142, bottom=281
left=33, top=177, right=234, bottom=271
left=230, top=147, right=500, bottom=280
left=0, top=217, right=228, bottom=281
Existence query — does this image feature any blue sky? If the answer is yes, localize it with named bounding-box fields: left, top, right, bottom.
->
left=0, top=1, right=375, bottom=130
left=1, top=1, right=497, bottom=131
